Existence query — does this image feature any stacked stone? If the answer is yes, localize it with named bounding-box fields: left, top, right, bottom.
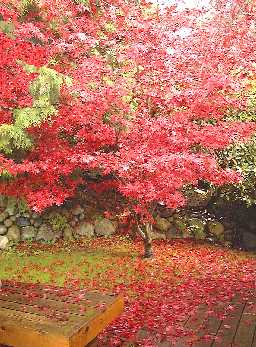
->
left=151, top=209, right=235, bottom=247
left=0, top=202, right=118, bottom=250
left=0, top=205, right=58, bottom=249
left=0, top=193, right=255, bottom=251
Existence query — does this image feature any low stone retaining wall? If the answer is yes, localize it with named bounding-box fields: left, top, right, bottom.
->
left=0, top=200, right=118, bottom=249
left=0, top=194, right=255, bottom=251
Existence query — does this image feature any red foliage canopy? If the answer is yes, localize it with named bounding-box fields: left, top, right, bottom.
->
left=0, top=0, right=255, bottom=213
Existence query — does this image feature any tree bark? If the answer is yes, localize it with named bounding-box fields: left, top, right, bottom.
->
left=137, top=222, right=154, bottom=258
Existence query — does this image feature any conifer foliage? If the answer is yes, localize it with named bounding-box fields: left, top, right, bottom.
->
left=0, top=0, right=255, bottom=228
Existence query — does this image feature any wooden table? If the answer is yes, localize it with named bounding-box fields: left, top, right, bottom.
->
left=0, top=280, right=124, bottom=347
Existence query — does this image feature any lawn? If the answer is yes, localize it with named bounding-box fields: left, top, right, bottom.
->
left=1, top=237, right=256, bottom=346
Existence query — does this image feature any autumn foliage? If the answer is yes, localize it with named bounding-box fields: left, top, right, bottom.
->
left=2, top=238, right=256, bottom=346
left=0, top=0, right=256, bottom=217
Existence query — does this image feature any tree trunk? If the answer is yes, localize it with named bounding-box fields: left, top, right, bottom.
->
left=137, top=222, right=154, bottom=258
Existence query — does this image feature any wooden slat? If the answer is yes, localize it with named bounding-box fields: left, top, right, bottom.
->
left=0, top=281, right=119, bottom=322
left=1, top=281, right=83, bottom=301
left=212, top=302, right=245, bottom=347
left=0, top=289, right=88, bottom=306
left=0, top=292, right=97, bottom=318
left=251, top=327, right=256, bottom=347
left=188, top=301, right=229, bottom=347
left=173, top=306, right=204, bottom=347
left=134, top=296, right=256, bottom=347
left=139, top=307, right=192, bottom=347
left=0, top=308, right=70, bottom=347
left=0, top=299, right=96, bottom=322
left=233, top=302, right=256, bottom=347
left=191, top=313, right=222, bottom=347
left=69, top=295, right=124, bottom=347
left=0, top=281, right=124, bottom=347
left=1, top=281, right=114, bottom=305
left=173, top=299, right=249, bottom=347
left=0, top=306, right=77, bottom=334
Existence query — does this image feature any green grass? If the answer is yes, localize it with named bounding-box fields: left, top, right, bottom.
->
left=0, top=237, right=138, bottom=288
left=1, top=250, right=103, bottom=285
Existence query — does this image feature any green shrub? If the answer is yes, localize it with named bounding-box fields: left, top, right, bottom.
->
left=49, top=214, right=68, bottom=232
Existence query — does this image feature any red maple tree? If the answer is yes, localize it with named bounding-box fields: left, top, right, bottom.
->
left=0, top=0, right=256, bottom=255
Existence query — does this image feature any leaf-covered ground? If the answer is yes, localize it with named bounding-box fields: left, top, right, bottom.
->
left=1, top=237, right=256, bottom=346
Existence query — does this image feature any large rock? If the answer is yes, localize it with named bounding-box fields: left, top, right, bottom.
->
left=0, top=225, right=7, bottom=235
left=0, top=211, right=8, bottom=223
left=166, top=224, right=183, bottom=239
left=174, top=216, right=187, bottom=233
left=6, top=225, right=20, bottom=242
left=0, top=236, right=9, bottom=250
left=95, top=218, right=117, bottom=236
left=188, top=218, right=206, bottom=240
left=21, top=226, right=37, bottom=241
left=5, top=205, right=16, bottom=216
left=155, top=216, right=171, bottom=232
left=34, top=218, right=43, bottom=228
left=36, top=224, right=55, bottom=242
left=151, top=231, right=167, bottom=240
left=16, top=217, right=30, bottom=227
left=4, top=218, right=13, bottom=228
left=207, top=221, right=225, bottom=238
left=186, top=188, right=212, bottom=209
left=74, top=222, right=94, bottom=238
left=242, top=231, right=256, bottom=251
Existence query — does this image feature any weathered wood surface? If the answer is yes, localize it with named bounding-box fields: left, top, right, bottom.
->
left=0, top=280, right=124, bottom=347
left=126, top=295, right=256, bottom=347
left=180, top=299, right=256, bottom=347
left=84, top=295, right=256, bottom=347
left=173, top=295, right=256, bottom=347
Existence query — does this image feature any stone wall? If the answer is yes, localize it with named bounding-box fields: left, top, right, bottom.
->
left=151, top=209, right=233, bottom=247
left=0, top=195, right=119, bottom=250
left=0, top=192, right=255, bottom=252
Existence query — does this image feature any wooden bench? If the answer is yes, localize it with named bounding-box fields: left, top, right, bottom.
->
left=0, top=280, right=124, bottom=347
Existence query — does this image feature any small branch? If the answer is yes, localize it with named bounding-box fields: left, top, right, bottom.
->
left=137, top=223, right=146, bottom=240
